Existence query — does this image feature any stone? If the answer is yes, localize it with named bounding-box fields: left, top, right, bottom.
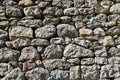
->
left=85, top=0, right=97, bottom=7
left=37, top=46, right=44, bottom=53
left=0, top=40, right=5, bottom=48
left=52, top=0, right=62, bottom=7
left=23, top=60, right=37, bottom=72
left=31, top=39, right=49, bottom=46
left=64, top=8, right=79, bottom=16
left=38, top=1, right=50, bottom=8
left=1, top=68, right=25, bottom=80
left=17, top=19, right=42, bottom=28
left=0, top=47, right=20, bottom=61
left=108, top=14, right=120, bottom=21
left=95, top=46, right=107, bottom=57
left=101, top=0, right=114, bottom=8
left=99, top=36, right=115, bottom=46
left=100, top=64, right=120, bottom=78
left=60, top=16, right=72, bottom=24
left=18, top=0, right=33, bottom=6
left=115, top=36, right=120, bottom=45
left=108, top=47, right=120, bottom=56
left=9, top=61, right=19, bottom=68
left=73, top=0, right=84, bottom=8
left=93, top=27, right=105, bottom=36
left=49, top=70, right=69, bottom=80
left=95, top=57, right=108, bottom=65
left=43, top=59, right=70, bottom=71
left=0, top=21, right=9, bottom=29
left=25, top=67, right=49, bottom=80
left=102, top=21, right=116, bottom=28
left=5, top=6, right=23, bottom=18
left=2, top=0, right=17, bottom=6
left=19, top=46, right=40, bottom=61
left=110, top=3, right=120, bottom=14
left=79, top=28, right=92, bottom=37
left=108, top=57, right=120, bottom=64
left=0, top=63, right=13, bottom=76
left=75, top=22, right=84, bottom=29
left=42, top=44, right=63, bottom=59
left=81, top=65, right=100, bottom=80
left=79, top=7, right=94, bottom=15
left=35, top=25, right=56, bottom=39
left=57, top=24, right=78, bottom=38
left=63, top=44, right=94, bottom=58
left=0, top=29, right=8, bottom=40
left=24, top=6, right=41, bottom=17
left=67, top=58, right=80, bottom=65
left=81, top=58, right=95, bottom=65
left=70, top=66, right=81, bottom=80
left=9, top=26, right=33, bottom=40
left=50, top=37, right=65, bottom=45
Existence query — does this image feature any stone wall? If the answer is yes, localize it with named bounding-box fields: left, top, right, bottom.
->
left=0, top=0, right=120, bottom=80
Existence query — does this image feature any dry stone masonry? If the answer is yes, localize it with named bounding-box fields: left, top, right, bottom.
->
left=1, top=0, right=120, bottom=80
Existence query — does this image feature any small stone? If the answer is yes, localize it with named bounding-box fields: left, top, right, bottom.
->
left=24, top=6, right=41, bottom=17
left=108, top=57, right=120, bottom=64
left=25, top=67, right=49, bottom=80
left=60, top=16, right=72, bottom=24
left=0, top=29, right=8, bottom=40
left=75, top=22, right=84, bottom=29
left=0, top=21, right=9, bottom=29
left=110, top=3, right=120, bottom=14
left=37, top=46, right=44, bottom=53
left=101, top=0, right=114, bottom=8
left=38, top=1, right=50, bottom=8
left=64, top=8, right=79, bottom=16
left=57, top=24, right=78, bottom=38
left=0, top=40, right=5, bottom=48
left=0, top=6, right=5, bottom=16
left=19, top=46, right=40, bottom=61
left=9, top=61, right=19, bottom=68
left=95, top=46, right=107, bottom=57
left=0, top=63, right=13, bottom=76
left=93, top=27, right=105, bottom=36
left=9, top=26, right=33, bottom=40
left=42, top=44, right=63, bottom=59
left=108, top=47, right=120, bottom=56
left=52, top=0, right=62, bottom=7
left=2, top=0, right=17, bottom=6
left=79, top=28, right=92, bottom=37
left=62, top=0, right=73, bottom=8
left=31, top=39, right=49, bottom=46
left=79, top=7, right=94, bottom=15
left=95, top=57, right=108, bottom=65
left=67, top=58, right=80, bottom=65
left=73, top=0, right=84, bottom=8
left=85, top=0, right=97, bottom=7
left=107, top=26, right=120, bottom=36
left=50, top=37, right=65, bottom=45
left=102, top=21, right=116, bottom=28
left=1, top=68, right=25, bottom=80
left=18, top=0, right=33, bottom=6
left=35, top=25, right=56, bottom=39
left=81, top=58, right=95, bottom=65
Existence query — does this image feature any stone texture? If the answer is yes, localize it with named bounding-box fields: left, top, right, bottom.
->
left=95, top=46, right=107, bottom=57
left=110, top=3, right=120, bottom=14
left=31, top=39, right=49, bottom=46
left=79, top=28, right=92, bottom=37
left=95, top=57, right=108, bottom=65
left=18, top=0, right=33, bottom=6
left=2, top=0, right=17, bottom=6
left=50, top=37, right=65, bottom=45
left=81, top=58, right=95, bottom=65
left=0, top=29, right=8, bottom=40
left=64, top=8, right=79, bottom=16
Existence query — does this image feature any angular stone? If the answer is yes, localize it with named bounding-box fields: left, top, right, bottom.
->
left=9, top=26, right=33, bottom=40
left=50, top=37, right=65, bottom=45
left=63, top=44, right=94, bottom=58
left=67, top=58, right=80, bottom=65
left=31, top=39, right=49, bottom=46
left=0, top=47, right=20, bottom=61
left=49, top=70, right=69, bottom=80
left=25, top=67, right=49, bottom=80
left=0, top=63, right=13, bottom=76
left=5, top=6, right=23, bottom=18
left=19, top=46, right=40, bottom=61
left=93, top=27, right=105, bottom=36
left=81, top=65, right=100, bottom=80
left=81, top=58, right=95, bottom=65
left=64, top=8, right=79, bottom=16
left=70, top=66, right=81, bottom=80
left=43, top=59, right=70, bottom=71
left=2, top=0, right=17, bottom=6
left=35, top=25, right=56, bottom=39
left=18, top=0, right=33, bottom=6
left=42, top=44, right=63, bottom=59
left=110, top=3, right=120, bottom=14
left=57, top=24, right=78, bottom=38
left=108, top=47, right=120, bottom=56
left=108, top=57, right=120, bottom=64
left=95, top=57, right=108, bottom=65
left=0, top=29, right=8, bottom=40
left=95, top=46, right=107, bottom=57
left=24, top=6, right=41, bottom=17
left=1, top=68, right=25, bottom=80
left=79, top=28, right=92, bottom=37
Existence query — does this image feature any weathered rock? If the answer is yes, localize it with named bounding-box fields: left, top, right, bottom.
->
left=95, top=57, right=108, bottom=65
left=38, top=1, right=50, bottom=8
left=106, top=26, right=120, bottom=35
left=42, top=44, right=63, bottom=59
left=60, top=16, right=72, bottom=24
left=49, top=69, right=69, bottom=80
left=67, top=58, right=80, bottom=65
left=43, top=59, right=70, bottom=71
left=25, top=67, right=49, bottom=80
left=37, top=46, right=44, bottom=53
left=35, top=25, right=56, bottom=39
left=9, top=61, right=19, bottom=68
left=0, top=29, right=8, bottom=40
left=18, top=0, right=33, bottom=6
left=19, top=46, right=40, bottom=61
left=85, top=0, right=97, bottom=7
left=93, top=27, right=105, bottom=36
left=0, top=63, right=13, bottom=76
left=24, top=6, right=41, bottom=17
left=0, top=6, right=5, bottom=16
left=2, top=0, right=17, bottom=6
left=1, top=68, right=25, bottom=80
left=52, top=0, right=62, bottom=7
left=64, top=8, right=79, bottom=16
left=108, top=14, right=120, bottom=21
left=0, top=40, right=5, bottom=48
left=5, top=6, right=23, bottom=18
left=0, top=47, right=20, bottom=61
left=110, top=3, right=120, bottom=14
left=50, top=37, right=65, bottom=45
left=79, top=28, right=92, bottom=37
left=9, top=26, right=33, bottom=40
left=0, top=21, right=9, bottom=29
left=63, top=44, right=94, bottom=58
left=108, top=57, right=120, bottom=64
left=73, top=0, right=84, bottom=8
left=57, top=24, right=78, bottom=38
left=79, top=7, right=95, bottom=15
left=75, top=22, right=84, bottom=29
left=95, top=46, right=107, bottom=57
left=31, top=39, right=49, bottom=46
left=108, top=47, right=120, bottom=56
left=81, top=58, right=95, bottom=65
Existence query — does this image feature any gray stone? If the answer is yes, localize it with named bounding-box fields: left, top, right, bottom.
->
left=64, top=8, right=79, bottom=16
left=0, top=63, right=13, bottom=76
left=79, top=8, right=94, bottom=15
left=2, top=0, right=17, bottom=6
left=37, top=46, right=44, bottom=53
left=102, top=21, right=116, bottom=28
left=85, top=0, right=97, bottom=7
left=63, top=44, right=94, bottom=58
left=93, top=27, right=105, bottom=36
left=24, top=6, right=41, bottom=17
left=49, top=70, right=69, bottom=80
left=81, top=58, right=95, bottom=65
left=110, top=3, right=120, bottom=14
left=67, top=58, right=80, bottom=65
left=73, top=0, right=84, bottom=8
left=0, top=6, right=5, bottom=16
left=106, top=26, right=120, bottom=35
left=81, top=65, right=100, bottom=80
left=108, top=57, right=120, bottom=64
left=115, top=36, right=120, bottom=45
left=108, top=47, right=120, bottom=56
left=0, top=47, right=20, bottom=61
left=42, top=44, right=63, bottom=59
left=0, top=40, right=5, bottom=48
left=52, top=0, right=62, bottom=7
left=60, top=16, right=72, bottom=23
left=5, top=6, right=23, bottom=18
left=38, top=1, right=50, bottom=8
left=18, top=0, right=33, bottom=6
left=1, top=68, right=25, bottom=80
left=95, top=46, right=107, bottom=57
left=75, top=22, right=84, bottom=29
left=108, top=14, right=120, bottom=21
left=19, top=46, right=40, bottom=61
left=50, top=37, right=65, bottom=45
left=9, top=26, right=33, bottom=40
left=57, top=24, right=78, bottom=38
left=43, top=59, right=70, bottom=71
left=31, top=39, right=49, bottom=46
left=25, top=67, right=49, bottom=80
left=0, top=29, right=8, bottom=40
left=0, top=21, right=9, bottom=29
left=35, top=25, right=56, bottom=39
left=95, top=57, right=108, bottom=65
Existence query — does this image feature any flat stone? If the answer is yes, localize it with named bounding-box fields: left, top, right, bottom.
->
left=108, top=47, right=120, bottom=56
left=73, top=0, right=84, bottom=8
left=57, top=24, right=78, bottom=38
left=79, top=28, right=92, bottom=37
left=95, top=46, right=107, bottom=57
left=108, top=57, right=120, bottom=64
left=60, top=16, right=72, bottom=24
left=50, top=37, right=65, bottom=45
left=95, top=57, right=108, bottom=65
left=19, top=46, right=40, bottom=61
left=9, top=26, right=33, bottom=40
left=35, top=25, right=56, bottom=39
left=31, top=39, right=49, bottom=46
left=25, top=67, right=49, bottom=80
left=18, top=0, right=33, bottom=6
left=81, top=58, right=95, bottom=65
left=93, top=27, right=105, bottom=36
left=67, top=58, right=80, bottom=65
left=38, top=1, right=50, bottom=8
left=42, top=44, right=63, bottom=59
left=63, top=44, right=94, bottom=58
left=110, top=3, right=120, bottom=14
left=0, top=47, right=20, bottom=61
left=0, top=21, right=9, bottom=29
left=85, top=0, right=97, bottom=7
left=2, top=0, right=17, bottom=6
left=64, top=8, right=79, bottom=16
left=52, top=0, right=62, bottom=7
left=0, top=63, right=13, bottom=76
